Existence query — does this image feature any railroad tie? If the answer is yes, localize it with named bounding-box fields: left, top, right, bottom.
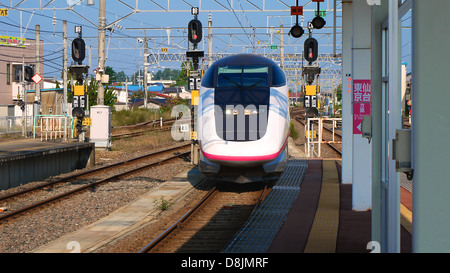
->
left=303, top=159, right=340, bottom=253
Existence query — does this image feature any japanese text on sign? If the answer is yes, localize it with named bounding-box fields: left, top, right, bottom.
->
left=353, top=80, right=371, bottom=135
left=353, top=79, right=371, bottom=103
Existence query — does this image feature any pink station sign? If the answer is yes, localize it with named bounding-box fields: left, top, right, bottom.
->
left=353, top=80, right=371, bottom=135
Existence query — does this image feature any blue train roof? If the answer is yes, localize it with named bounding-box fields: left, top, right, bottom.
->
left=202, top=54, right=286, bottom=88
left=212, top=54, right=280, bottom=67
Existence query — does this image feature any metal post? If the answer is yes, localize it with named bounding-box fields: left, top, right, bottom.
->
left=144, top=36, right=148, bottom=109
left=63, top=20, right=68, bottom=114
left=22, top=55, right=26, bottom=137
left=125, top=77, right=129, bottom=109
left=341, top=2, right=353, bottom=184
left=98, top=0, right=106, bottom=105
left=333, top=0, right=337, bottom=57
left=208, top=14, right=213, bottom=66
left=35, top=24, right=41, bottom=114
left=387, top=0, right=401, bottom=253
left=280, top=24, right=284, bottom=69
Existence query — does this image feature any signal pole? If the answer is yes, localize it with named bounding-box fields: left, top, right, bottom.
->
left=208, top=14, right=213, bottom=66
left=22, top=55, right=26, bottom=137
left=98, top=0, right=106, bottom=105
left=35, top=24, right=41, bottom=115
left=63, top=20, right=68, bottom=114
left=144, top=36, right=148, bottom=108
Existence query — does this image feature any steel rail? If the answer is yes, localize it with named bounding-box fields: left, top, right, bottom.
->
left=138, top=183, right=269, bottom=253
left=0, top=143, right=190, bottom=203
left=0, top=149, right=191, bottom=221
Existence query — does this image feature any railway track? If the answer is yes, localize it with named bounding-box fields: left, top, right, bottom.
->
left=0, top=143, right=191, bottom=221
left=293, top=115, right=342, bottom=157
left=111, top=118, right=176, bottom=140
left=139, top=181, right=271, bottom=253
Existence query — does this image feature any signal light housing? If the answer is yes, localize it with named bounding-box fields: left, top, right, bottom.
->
left=312, top=16, right=326, bottom=29
left=188, top=19, right=203, bottom=44
left=72, top=106, right=85, bottom=119
left=304, top=37, right=319, bottom=63
left=71, top=37, right=86, bottom=64
left=24, top=66, right=34, bottom=82
left=289, top=24, right=304, bottom=38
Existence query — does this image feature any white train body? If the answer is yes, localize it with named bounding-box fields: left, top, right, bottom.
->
left=196, top=54, right=290, bottom=182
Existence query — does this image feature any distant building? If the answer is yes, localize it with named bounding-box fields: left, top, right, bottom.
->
left=0, top=36, right=44, bottom=106
left=163, top=86, right=190, bottom=99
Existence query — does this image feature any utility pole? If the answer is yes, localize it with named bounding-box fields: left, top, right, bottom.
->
left=97, top=0, right=106, bottom=105
left=22, top=55, right=27, bottom=137
left=88, top=45, right=92, bottom=77
left=63, top=20, right=68, bottom=115
left=144, top=36, right=148, bottom=108
left=208, top=14, right=213, bottom=66
left=125, top=77, right=129, bottom=109
left=35, top=24, right=41, bottom=115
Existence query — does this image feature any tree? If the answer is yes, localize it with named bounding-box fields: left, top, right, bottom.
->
left=66, top=75, right=117, bottom=112
left=335, top=84, right=342, bottom=102
left=116, top=71, right=127, bottom=83
left=176, top=61, right=190, bottom=87
left=86, top=76, right=117, bottom=108
left=105, top=66, right=117, bottom=84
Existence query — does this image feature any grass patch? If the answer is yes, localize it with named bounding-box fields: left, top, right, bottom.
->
left=290, top=121, right=299, bottom=140
left=112, top=108, right=173, bottom=127
left=111, top=130, right=174, bottom=152
left=153, top=196, right=173, bottom=211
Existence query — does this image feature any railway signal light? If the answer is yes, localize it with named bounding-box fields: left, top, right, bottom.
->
left=17, top=100, right=25, bottom=111
left=304, top=37, right=319, bottom=63
left=312, top=16, right=326, bottom=29
left=71, top=37, right=86, bottom=64
left=289, top=24, right=304, bottom=38
left=188, top=19, right=203, bottom=44
left=24, top=66, right=34, bottom=82
left=72, top=107, right=85, bottom=134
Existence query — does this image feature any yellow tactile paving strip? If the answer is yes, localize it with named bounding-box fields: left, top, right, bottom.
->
left=400, top=204, right=412, bottom=234
left=304, top=159, right=340, bottom=253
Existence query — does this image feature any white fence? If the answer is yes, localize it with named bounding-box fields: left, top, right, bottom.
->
left=33, top=115, right=74, bottom=141
left=0, top=116, right=33, bottom=135
left=305, top=117, right=342, bottom=158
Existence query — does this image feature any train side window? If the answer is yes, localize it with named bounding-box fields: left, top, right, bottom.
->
left=272, top=65, right=286, bottom=87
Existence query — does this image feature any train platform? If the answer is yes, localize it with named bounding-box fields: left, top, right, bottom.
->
left=0, top=138, right=95, bottom=191
left=267, top=159, right=412, bottom=253
left=30, top=138, right=413, bottom=254
left=224, top=139, right=413, bottom=253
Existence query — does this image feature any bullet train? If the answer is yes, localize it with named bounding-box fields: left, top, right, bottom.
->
left=197, top=54, right=290, bottom=182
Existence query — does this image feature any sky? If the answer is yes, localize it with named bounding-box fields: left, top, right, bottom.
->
left=0, top=0, right=411, bottom=82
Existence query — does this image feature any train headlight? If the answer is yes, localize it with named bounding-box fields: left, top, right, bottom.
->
left=244, top=109, right=259, bottom=115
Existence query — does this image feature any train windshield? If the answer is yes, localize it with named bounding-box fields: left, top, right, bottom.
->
left=217, top=65, right=268, bottom=88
